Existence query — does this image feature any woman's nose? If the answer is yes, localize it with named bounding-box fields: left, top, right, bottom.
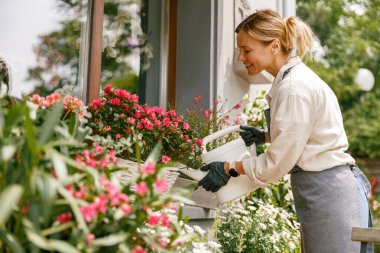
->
left=237, top=53, right=244, bottom=62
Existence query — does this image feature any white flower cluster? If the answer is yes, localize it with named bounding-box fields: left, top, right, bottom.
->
left=216, top=198, right=300, bottom=253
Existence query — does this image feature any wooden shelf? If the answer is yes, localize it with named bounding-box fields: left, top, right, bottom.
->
left=352, top=227, right=380, bottom=243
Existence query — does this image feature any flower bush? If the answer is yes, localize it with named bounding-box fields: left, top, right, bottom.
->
left=85, top=85, right=204, bottom=169
left=216, top=198, right=300, bottom=253
left=0, top=90, right=220, bottom=252
left=213, top=174, right=300, bottom=253
left=185, top=95, right=243, bottom=152
left=240, top=91, right=269, bottom=155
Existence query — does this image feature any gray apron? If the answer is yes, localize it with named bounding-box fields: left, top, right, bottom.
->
left=290, top=165, right=373, bottom=253
left=266, top=67, right=373, bottom=252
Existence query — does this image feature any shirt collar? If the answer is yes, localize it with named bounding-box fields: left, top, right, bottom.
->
left=266, top=56, right=302, bottom=104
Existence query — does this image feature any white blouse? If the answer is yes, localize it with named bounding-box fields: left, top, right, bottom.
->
left=242, top=57, right=355, bottom=187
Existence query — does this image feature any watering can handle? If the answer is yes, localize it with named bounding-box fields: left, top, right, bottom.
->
left=202, top=125, right=257, bottom=157
left=202, top=125, right=241, bottom=147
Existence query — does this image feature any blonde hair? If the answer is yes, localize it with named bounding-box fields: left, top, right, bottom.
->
left=235, top=9, right=314, bottom=58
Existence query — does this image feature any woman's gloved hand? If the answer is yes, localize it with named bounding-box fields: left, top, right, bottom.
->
left=198, top=162, right=230, bottom=192
left=239, top=125, right=265, bottom=146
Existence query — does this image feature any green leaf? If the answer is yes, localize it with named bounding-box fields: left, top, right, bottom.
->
left=37, top=175, right=58, bottom=225
left=50, top=150, right=69, bottom=182
left=0, top=184, right=23, bottom=226
left=48, top=239, right=80, bottom=253
left=0, top=144, right=16, bottom=162
left=145, top=141, right=162, bottom=163
left=38, top=100, right=63, bottom=145
left=92, top=233, right=127, bottom=247
left=24, top=219, right=80, bottom=253
left=0, top=229, right=25, bottom=253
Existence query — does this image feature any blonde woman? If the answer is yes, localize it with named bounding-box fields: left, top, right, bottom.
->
left=198, top=9, right=373, bottom=253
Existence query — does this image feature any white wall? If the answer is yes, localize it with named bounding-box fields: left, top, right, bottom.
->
left=216, top=0, right=295, bottom=115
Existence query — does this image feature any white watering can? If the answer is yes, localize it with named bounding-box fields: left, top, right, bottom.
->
left=181, top=125, right=258, bottom=203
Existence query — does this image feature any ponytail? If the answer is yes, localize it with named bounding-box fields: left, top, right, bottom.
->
left=284, top=16, right=314, bottom=58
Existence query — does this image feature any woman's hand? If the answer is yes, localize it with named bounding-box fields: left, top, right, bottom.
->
left=239, top=125, right=265, bottom=146
left=198, top=162, right=230, bottom=192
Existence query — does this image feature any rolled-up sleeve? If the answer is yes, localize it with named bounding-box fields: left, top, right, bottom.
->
left=242, top=94, right=314, bottom=187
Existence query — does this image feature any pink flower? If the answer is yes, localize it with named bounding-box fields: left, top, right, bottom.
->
left=80, top=204, right=97, bottom=222
left=115, top=134, right=121, bottom=141
left=162, top=118, right=171, bottom=128
left=109, top=98, right=121, bottom=106
left=155, top=179, right=169, bottom=194
left=193, top=95, right=202, bottom=103
left=89, top=98, right=105, bottom=110
left=135, top=182, right=149, bottom=196
left=195, top=138, right=203, bottom=146
left=86, top=233, right=95, bottom=246
left=29, top=94, right=45, bottom=106
left=161, top=155, right=171, bottom=164
left=183, top=122, right=190, bottom=130
left=160, top=214, right=169, bottom=227
left=127, top=117, right=135, bottom=125
left=56, top=212, right=72, bottom=224
left=147, top=213, right=161, bottom=226
left=234, top=102, right=241, bottom=109
left=114, top=89, right=130, bottom=99
left=132, top=247, right=147, bottom=253
left=104, top=84, right=113, bottom=94
left=140, top=162, right=156, bottom=176
left=121, top=203, right=132, bottom=216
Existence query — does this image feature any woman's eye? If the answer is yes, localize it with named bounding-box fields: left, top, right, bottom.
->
left=244, top=50, right=250, bottom=54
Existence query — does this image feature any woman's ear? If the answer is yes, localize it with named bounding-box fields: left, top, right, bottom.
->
left=271, top=39, right=281, bottom=54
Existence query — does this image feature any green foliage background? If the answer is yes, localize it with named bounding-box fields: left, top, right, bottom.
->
left=296, top=0, right=380, bottom=158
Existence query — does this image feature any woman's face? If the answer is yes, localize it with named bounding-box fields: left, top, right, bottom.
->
left=236, top=31, right=274, bottom=76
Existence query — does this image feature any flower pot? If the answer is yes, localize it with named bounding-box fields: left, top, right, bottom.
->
left=181, top=125, right=258, bottom=203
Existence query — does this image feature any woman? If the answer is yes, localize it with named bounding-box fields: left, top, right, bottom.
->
left=198, top=9, right=373, bottom=253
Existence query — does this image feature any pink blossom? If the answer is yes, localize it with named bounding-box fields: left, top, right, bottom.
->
left=29, top=94, right=45, bottom=106
left=115, top=134, right=121, bottom=141
left=56, top=212, right=72, bottom=224
left=114, top=89, right=130, bottom=99
left=135, top=182, right=149, bottom=196
left=132, top=247, right=147, bottom=253
left=121, top=203, right=132, bottom=216
left=94, top=144, right=103, bottom=154
left=134, top=111, right=141, bottom=118
left=80, top=204, right=97, bottom=222
left=195, top=138, right=203, bottom=146
left=160, top=214, right=169, bottom=226
left=94, top=194, right=108, bottom=213
left=234, top=102, right=241, bottom=109
left=104, top=84, right=113, bottom=94
left=193, top=95, right=202, bottom=103
left=147, top=213, right=161, bottom=226
left=109, top=98, right=121, bottom=106
left=89, top=98, right=105, bottom=110
left=162, top=118, right=171, bottom=128
left=102, top=125, right=111, bottom=134
left=183, top=122, right=190, bottom=130
left=140, top=162, right=156, bottom=176
left=161, top=155, right=171, bottom=164
left=127, top=117, right=135, bottom=125
left=45, top=93, right=61, bottom=108
left=155, top=179, right=169, bottom=194
left=130, top=94, right=139, bottom=102
left=86, top=233, right=95, bottom=246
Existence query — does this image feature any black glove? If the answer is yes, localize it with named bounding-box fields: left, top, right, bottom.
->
left=239, top=125, right=265, bottom=146
left=198, top=162, right=230, bottom=192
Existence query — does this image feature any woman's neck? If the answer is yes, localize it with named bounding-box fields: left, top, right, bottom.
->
left=267, top=54, right=292, bottom=77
